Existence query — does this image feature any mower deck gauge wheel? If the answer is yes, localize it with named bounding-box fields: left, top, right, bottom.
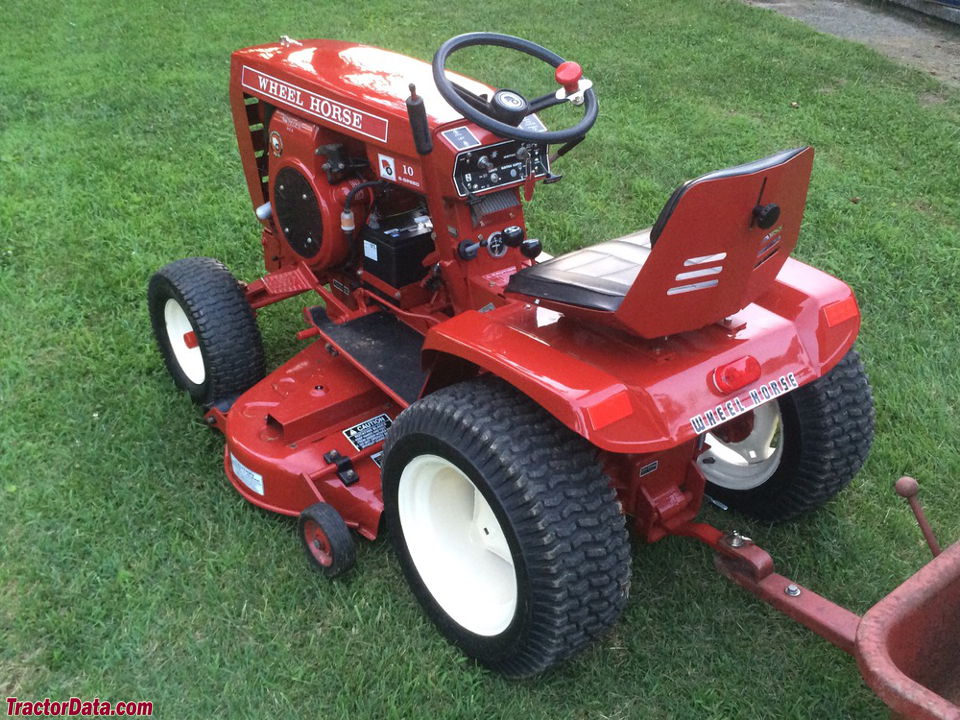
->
left=298, top=502, right=356, bottom=578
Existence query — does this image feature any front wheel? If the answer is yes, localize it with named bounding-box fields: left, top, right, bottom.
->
left=382, top=378, right=631, bottom=678
left=148, top=257, right=265, bottom=407
left=699, top=349, right=874, bottom=522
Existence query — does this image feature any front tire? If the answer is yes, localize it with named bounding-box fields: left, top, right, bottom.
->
left=148, top=257, right=265, bottom=406
left=382, top=377, right=631, bottom=678
left=700, top=349, right=874, bottom=521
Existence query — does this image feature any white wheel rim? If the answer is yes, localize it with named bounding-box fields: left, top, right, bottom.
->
left=397, top=454, right=518, bottom=636
left=163, top=298, right=205, bottom=385
left=697, top=403, right=784, bottom=491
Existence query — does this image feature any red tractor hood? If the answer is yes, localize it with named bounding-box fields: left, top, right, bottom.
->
left=423, top=257, right=861, bottom=454
left=231, top=39, right=487, bottom=150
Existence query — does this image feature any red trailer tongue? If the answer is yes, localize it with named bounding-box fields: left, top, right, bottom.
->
left=682, top=478, right=960, bottom=720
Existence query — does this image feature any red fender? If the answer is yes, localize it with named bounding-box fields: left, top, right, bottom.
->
left=422, top=257, right=861, bottom=454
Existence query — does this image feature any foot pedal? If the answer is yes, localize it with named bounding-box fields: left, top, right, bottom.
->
left=308, top=307, right=427, bottom=404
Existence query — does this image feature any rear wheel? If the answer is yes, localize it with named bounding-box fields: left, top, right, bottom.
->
left=148, top=257, right=265, bottom=407
left=382, top=377, right=631, bottom=678
left=700, top=349, right=874, bottom=521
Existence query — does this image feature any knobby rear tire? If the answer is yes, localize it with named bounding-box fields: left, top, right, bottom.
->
left=383, top=377, right=631, bottom=678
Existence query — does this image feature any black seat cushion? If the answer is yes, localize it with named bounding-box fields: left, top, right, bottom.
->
left=506, top=229, right=652, bottom=312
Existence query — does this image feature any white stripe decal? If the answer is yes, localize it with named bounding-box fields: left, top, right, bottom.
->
left=684, top=252, right=727, bottom=266
left=675, top=266, right=722, bottom=281
left=667, top=279, right=719, bottom=295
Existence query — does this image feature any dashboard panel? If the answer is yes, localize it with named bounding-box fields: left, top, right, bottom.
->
left=451, top=140, right=550, bottom=197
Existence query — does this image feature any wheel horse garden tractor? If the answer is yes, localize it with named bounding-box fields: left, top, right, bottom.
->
left=148, top=33, right=960, bottom=717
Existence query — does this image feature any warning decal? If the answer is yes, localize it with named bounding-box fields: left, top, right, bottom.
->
left=230, top=453, right=264, bottom=495
left=639, top=461, right=659, bottom=477
left=343, top=413, right=393, bottom=451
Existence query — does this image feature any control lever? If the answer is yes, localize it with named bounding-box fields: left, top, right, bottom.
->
left=549, top=136, right=585, bottom=164
left=458, top=239, right=480, bottom=260
left=502, top=226, right=524, bottom=247
left=517, top=145, right=536, bottom=201
left=520, top=238, right=542, bottom=259
left=895, top=476, right=942, bottom=558
left=460, top=229, right=528, bottom=261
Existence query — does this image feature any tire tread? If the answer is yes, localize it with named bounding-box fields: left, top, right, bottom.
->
left=148, top=257, right=265, bottom=405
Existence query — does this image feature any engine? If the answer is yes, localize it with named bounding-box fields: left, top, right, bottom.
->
left=263, top=109, right=363, bottom=270
left=259, top=109, right=435, bottom=296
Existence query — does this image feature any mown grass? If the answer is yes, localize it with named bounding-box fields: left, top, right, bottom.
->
left=2, top=0, right=959, bottom=717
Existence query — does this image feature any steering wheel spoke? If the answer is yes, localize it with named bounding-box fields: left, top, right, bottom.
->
left=450, top=81, right=491, bottom=113
left=527, top=91, right=568, bottom=114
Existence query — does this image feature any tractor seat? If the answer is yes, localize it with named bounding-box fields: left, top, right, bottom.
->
left=506, top=228, right=653, bottom=312
left=504, top=147, right=815, bottom=338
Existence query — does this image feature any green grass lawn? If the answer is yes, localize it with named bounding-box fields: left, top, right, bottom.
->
left=3, top=0, right=960, bottom=717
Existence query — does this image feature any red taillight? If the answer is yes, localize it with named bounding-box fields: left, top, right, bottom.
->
left=711, top=356, right=761, bottom=394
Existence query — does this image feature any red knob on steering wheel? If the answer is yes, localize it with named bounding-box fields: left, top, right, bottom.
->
left=555, top=61, right=583, bottom=94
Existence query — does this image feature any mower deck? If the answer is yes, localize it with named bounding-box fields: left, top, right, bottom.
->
left=221, top=332, right=402, bottom=540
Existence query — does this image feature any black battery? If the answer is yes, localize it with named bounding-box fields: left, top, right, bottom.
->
left=360, top=212, right=434, bottom=289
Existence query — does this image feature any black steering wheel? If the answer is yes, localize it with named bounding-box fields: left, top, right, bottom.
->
left=432, top=32, right=598, bottom=145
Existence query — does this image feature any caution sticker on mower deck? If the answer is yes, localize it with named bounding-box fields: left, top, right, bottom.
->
left=689, top=373, right=798, bottom=434
left=343, top=414, right=392, bottom=451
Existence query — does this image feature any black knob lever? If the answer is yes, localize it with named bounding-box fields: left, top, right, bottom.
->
left=458, top=239, right=480, bottom=260
left=502, top=225, right=525, bottom=247
left=520, top=238, right=542, bottom=259
left=753, top=203, right=781, bottom=230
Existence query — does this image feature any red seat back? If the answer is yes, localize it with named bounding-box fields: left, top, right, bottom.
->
left=615, top=147, right=814, bottom=338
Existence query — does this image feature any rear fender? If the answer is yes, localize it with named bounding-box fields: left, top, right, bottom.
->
left=422, top=257, right=860, bottom=454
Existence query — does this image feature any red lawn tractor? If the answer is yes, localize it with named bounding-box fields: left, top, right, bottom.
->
left=148, top=33, right=960, bottom=717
